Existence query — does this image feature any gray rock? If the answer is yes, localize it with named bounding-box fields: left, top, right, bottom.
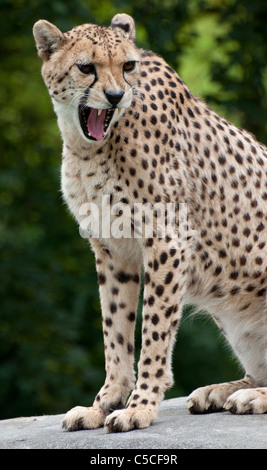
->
left=0, top=397, right=266, bottom=449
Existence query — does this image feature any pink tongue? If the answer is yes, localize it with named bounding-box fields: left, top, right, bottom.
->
left=87, top=108, right=106, bottom=141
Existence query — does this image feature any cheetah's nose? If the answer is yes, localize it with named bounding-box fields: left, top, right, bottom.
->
left=104, top=90, right=125, bottom=107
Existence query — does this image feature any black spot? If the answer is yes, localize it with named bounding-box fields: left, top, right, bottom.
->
left=144, top=272, right=151, bottom=284
left=230, top=286, right=241, bottom=295
left=151, top=314, right=159, bottom=325
left=110, top=302, right=117, bottom=314
left=218, top=249, right=227, bottom=258
left=105, top=318, right=113, bottom=327
left=229, top=271, right=239, bottom=280
left=153, top=260, right=159, bottom=271
left=145, top=238, right=153, bottom=247
left=128, top=312, right=136, bottom=322
left=150, top=115, right=157, bottom=125
left=165, top=306, right=174, bottom=318
left=142, top=159, right=148, bottom=170
left=235, top=153, right=243, bottom=164
left=115, top=271, right=131, bottom=283
left=127, top=343, right=134, bottom=354
left=214, top=266, right=222, bottom=276
left=117, top=333, right=124, bottom=345
left=140, top=383, right=148, bottom=390
left=155, top=285, right=164, bottom=296
left=172, top=283, right=179, bottom=294
left=160, top=113, right=167, bottom=123
left=160, top=252, right=168, bottom=264
left=187, top=107, right=194, bottom=117
left=156, top=368, right=164, bottom=378
left=98, top=273, right=106, bottom=285
left=164, top=271, right=173, bottom=284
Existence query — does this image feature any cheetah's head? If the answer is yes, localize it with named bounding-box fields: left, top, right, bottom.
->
left=33, top=14, right=140, bottom=142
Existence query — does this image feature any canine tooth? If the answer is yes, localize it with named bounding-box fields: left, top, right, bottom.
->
left=97, top=109, right=102, bottom=116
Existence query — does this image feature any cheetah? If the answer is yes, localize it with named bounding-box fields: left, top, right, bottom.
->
left=33, top=13, right=267, bottom=432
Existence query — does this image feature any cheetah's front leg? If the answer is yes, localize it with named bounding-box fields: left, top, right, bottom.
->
left=62, top=241, right=141, bottom=431
left=105, top=238, right=186, bottom=432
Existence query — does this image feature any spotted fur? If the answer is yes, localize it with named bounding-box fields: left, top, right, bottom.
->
left=33, top=13, right=267, bottom=432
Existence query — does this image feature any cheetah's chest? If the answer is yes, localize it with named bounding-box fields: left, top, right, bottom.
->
left=61, top=154, right=142, bottom=263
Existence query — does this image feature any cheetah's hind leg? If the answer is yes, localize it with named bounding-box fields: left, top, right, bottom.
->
left=187, top=376, right=256, bottom=414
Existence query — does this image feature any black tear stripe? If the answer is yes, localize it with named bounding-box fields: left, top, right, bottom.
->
left=80, top=75, right=98, bottom=106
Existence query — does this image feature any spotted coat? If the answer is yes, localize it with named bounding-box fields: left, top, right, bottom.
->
left=33, top=13, right=267, bottom=432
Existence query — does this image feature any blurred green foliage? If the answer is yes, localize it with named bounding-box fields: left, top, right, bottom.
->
left=0, top=0, right=266, bottom=419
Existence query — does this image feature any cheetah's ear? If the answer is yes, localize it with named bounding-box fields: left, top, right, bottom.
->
left=110, top=14, right=136, bottom=42
left=33, top=20, right=65, bottom=61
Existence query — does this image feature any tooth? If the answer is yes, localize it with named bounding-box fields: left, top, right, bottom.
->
left=97, top=109, right=102, bottom=116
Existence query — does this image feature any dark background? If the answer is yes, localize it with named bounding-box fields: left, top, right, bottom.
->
left=1, top=0, right=266, bottom=419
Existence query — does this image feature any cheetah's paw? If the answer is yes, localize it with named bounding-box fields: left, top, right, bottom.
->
left=224, top=388, right=267, bottom=414
left=187, top=384, right=231, bottom=414
left=104, top=407, right=156, bottom=433
left=62, top=406, right=105, bottom=431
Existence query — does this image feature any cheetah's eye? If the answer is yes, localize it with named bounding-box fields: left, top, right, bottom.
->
left=123, top=61, right=136, bottom=72
left=77, top=63, right=96, bottom=75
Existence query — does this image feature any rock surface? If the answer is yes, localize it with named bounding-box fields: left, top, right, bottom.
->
left=0, top=397, right=266, bottom=449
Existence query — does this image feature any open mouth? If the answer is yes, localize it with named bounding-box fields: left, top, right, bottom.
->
left=78, top=105, right=115, bottom=141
